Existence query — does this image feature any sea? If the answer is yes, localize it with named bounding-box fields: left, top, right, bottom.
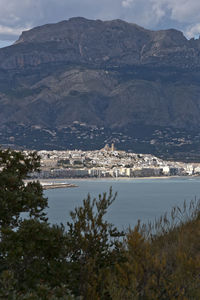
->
left=45, top=177, right=200, bottom=230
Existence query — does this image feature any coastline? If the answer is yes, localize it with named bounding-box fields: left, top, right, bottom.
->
left=25, top=175, right=200, bottom=190
left=47, top=175, right=180, bottom=181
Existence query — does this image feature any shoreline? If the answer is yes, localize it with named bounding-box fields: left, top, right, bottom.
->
left=38, top=175, right=198, bottom=183
left=36, top=175, right=191, bottom=183
left=25, top=175, right=200, bottom=190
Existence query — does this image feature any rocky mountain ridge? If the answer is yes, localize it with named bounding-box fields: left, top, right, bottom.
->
left=1, top=17, right=200, bottom=160
left=2, top=17, right=200, bottom=69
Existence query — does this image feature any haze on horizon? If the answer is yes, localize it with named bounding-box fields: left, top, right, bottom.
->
left=0, top=0, right=200, bottom=48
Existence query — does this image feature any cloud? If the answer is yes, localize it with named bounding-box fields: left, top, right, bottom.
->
left=120, top=0, right=200, bottom=37
left=186, top=23, right=200, bottom=38
left=0, top=25, right=27, bottom=38
left=164, top=0, right=200, bottom=23
left=151, top=0, right=200, bottom=37
left=122, top=0, right=134, bottom=8
left=1, top=0, right=200, bottom=41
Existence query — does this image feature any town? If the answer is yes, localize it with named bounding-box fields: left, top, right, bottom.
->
left=28, top=144, right=200, bottom=179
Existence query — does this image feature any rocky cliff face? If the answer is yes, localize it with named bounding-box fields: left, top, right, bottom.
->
left=1, top=17, right=200, bottom=158
left=2, top=17, right=200, bottom=69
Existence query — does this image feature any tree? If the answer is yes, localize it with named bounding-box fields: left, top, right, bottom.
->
left=0, top=149, right=48, bottom=228
left=0, top=148, right=124, bottom=298
left=66, top=189, right=124, bottom=299
left=0, top=149, right=70, bottom=293
left=0, top=220, right=68, bottom=290
left=0, top=270, right=79, bottom=299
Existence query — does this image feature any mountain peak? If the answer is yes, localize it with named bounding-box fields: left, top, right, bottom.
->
left=1, top=18, right=200, bottom=157
left=15, top=17, right=150, bottom=45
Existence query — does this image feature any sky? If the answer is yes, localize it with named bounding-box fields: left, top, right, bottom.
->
left=1, top=0, right=200, bottom=47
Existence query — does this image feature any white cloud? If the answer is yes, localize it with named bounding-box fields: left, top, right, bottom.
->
left=151, top=1, right=166, bottom=20
left=165, top=0, right=200, bottom=23
left=122, top=0, right=134, bottom=8
left=150, top=0, right=200, bottom=37
left=185, top=23, right=200, bottom=39
left=0, top=25, right=26, bottom=36
left=1, top=0, right=200, bottom=40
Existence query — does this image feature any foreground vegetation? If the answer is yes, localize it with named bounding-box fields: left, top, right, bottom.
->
left=0, top=149, right=200, bottom=299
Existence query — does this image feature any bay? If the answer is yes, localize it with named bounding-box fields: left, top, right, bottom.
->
left=45, top=177, right=200, bottom=230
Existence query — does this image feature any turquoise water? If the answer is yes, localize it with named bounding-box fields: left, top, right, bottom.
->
left=45, top=177, right=200, bottom=230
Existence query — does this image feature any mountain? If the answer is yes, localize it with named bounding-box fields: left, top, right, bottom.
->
left=1, top=17, right=200, bottom=161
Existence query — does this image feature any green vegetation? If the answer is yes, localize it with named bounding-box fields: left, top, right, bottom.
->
left=0, top=148, right=200, bottom=299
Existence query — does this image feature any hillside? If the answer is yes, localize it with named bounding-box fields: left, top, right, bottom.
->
left=1, top=17, right=200, bottom=160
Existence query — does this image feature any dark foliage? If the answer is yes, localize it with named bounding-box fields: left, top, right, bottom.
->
left=0, top=149, right=200, bottom=299
left=0, top=149, right=47, bottom=228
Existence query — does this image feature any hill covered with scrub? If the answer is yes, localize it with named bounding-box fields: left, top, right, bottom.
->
left=0, top=148, right=200, bottom=299
left=1, top=18, right=200, bottom=160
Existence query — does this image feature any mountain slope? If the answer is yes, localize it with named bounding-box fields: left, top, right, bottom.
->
left=1, top=17, right=200, bottom=160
